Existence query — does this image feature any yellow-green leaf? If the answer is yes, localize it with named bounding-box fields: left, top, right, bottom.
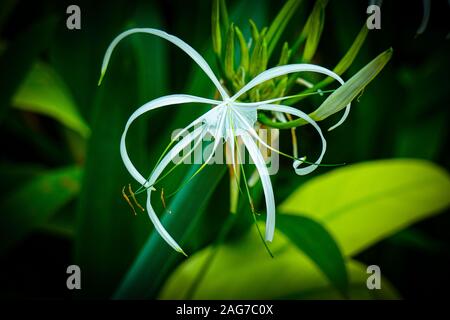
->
left=277, top=42, right=291, bottom=66
left=276, top=214, right=348, bottom=296
left=249, top=19, right=260, bottom=42
left=333, top=25, right=368, bottom=76
left=224, top=23, right=235, bottom=80
left=211, top=0, right=222, bottom=57
left=0, top=166, right=82, bottom=254
left=266, top=0, right=302, bottom=56
left=159, top=227, right=399, bottom=299
left=320, top=24, right=369, bottom=87
left=12, top=62, right=90, bottom=138
left=279, top=159, right=450, bottom=256
left=301, top=0, right=328, bottom=62
left=310, top=48, right=392, bottom=122
left=234, top=25, right=249, bottom=71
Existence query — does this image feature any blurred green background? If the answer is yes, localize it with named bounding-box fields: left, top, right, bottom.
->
left=0, top=0, right=449, bottom=299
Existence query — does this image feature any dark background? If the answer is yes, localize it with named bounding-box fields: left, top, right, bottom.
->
left=0, top=0, right=449, bottom=299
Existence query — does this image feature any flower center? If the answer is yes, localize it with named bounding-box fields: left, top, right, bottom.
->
left=203, top=103, right=257, bottom=141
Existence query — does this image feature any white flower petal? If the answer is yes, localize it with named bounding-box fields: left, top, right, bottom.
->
left=231, top=64, right=351, bottom=129
left=146, top=126, right=205, bottom=253
left=100, top=28, right=229, bottom=100
left=120, top=94, right=219, bottom=186
left=231, top=107, right=282, bottom=163
left=257, top=104, right=327, bottom=176
left=202, top=106, right=228, bottom=164
left=241, top=133, right=276, bottom=242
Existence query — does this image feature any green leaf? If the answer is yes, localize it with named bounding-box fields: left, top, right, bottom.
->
left=266, top=0, right=302, bottom=57
left=0, top=14, right=58, bottom=122
left=219, top=0, right=230, bottom=33
left=0, top=163, right=44, bottom=194
left=249, top=19, right=260, bottom=42
left=211, top=0, right=222, bottom=57
left=279, top=159, right=450, bottom=256
left=320, top=24, right=368, bottom=87
left=0, top=166, right=82, bottom=254
left=12, top=63, right=90, bottom=138
left=333, top=25, right=368, bottom=77
left=310, top=48, right=393, bottom=122
left=277, top=42, right=291, bottom=66
left=75, top=3, right=168, bottom=297
left=159, top=227, right=398, bottom=299
left=301, top=0, right=328, bottom=62
left=224, top=23, right=235, bottom=80
left=283, top=24, right=368, bottom=106
left=276, top=214, right=348, bottom=296
left=249, top=28, right=268, bottom=78
left=114, top=164, right=226, bottom=299
left=234, top=25, right=249, bottom=72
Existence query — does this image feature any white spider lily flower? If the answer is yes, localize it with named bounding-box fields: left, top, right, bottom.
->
left=99, top=28, right=350, bottom=255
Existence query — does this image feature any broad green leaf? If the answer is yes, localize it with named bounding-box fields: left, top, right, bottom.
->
left=266, top=0, right=302, bottom=57
left=0, top=166, right=82, bottom=254
left=0, top=15, right=58, bottom=122
left=311, top=48, right=392, bottom=122
left=276, top=214, right=348, bottom=296
left=0, top=163, right=44, bottom=194
left=12, top=63, right=90, bottom=138
left=114, top=165, right=226, bottom=299
left=159, top=227, right=398, bottom=299
left=283, top=259, right=398, bottom=299
left=301, top=0, right=328, bottom=62
left=211, top=0, right=222, bottom=57
left=279, top=159, right=450, bottom=256
left=75, top=3, right=167, bottom=297
left=49, top=3, right=136, bottom=120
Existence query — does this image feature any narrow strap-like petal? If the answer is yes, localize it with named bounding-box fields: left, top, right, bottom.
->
left=100, top=28, right=230, bottom=100
left=231, top=64, right=345, bottom=100
left=241, top=133, right=276, bottom=242
left=202, top=106, right=228, bottom=165
left=120, top=94, right=219, bottom=186
left=145, top=127, right=205, bottom=254
left=230, top=64, right=350, bottom=130
left=256, top=104, right=327, bottom=176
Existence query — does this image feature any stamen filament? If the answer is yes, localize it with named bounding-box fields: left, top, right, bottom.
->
left=122, top=186, right=137, bottom=215
left=129, top=184, right=145, bottom=212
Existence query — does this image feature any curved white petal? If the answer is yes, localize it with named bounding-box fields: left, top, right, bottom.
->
left=327, top=103, right=351, bottom=131
left=257, top=104, right=327, bottom=176
left=230, top=64, right=351, bottom=130
left=241, top=133, right=276, bottom=242
left=202, top=106, right=227, bottom=165
left=231, top=106, right=278, bottom=156
left=145, top=126, right=205, bottom=253
left=120, top=94, right=220, bottom=186
left=100, top=28, right=229, bottom=100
